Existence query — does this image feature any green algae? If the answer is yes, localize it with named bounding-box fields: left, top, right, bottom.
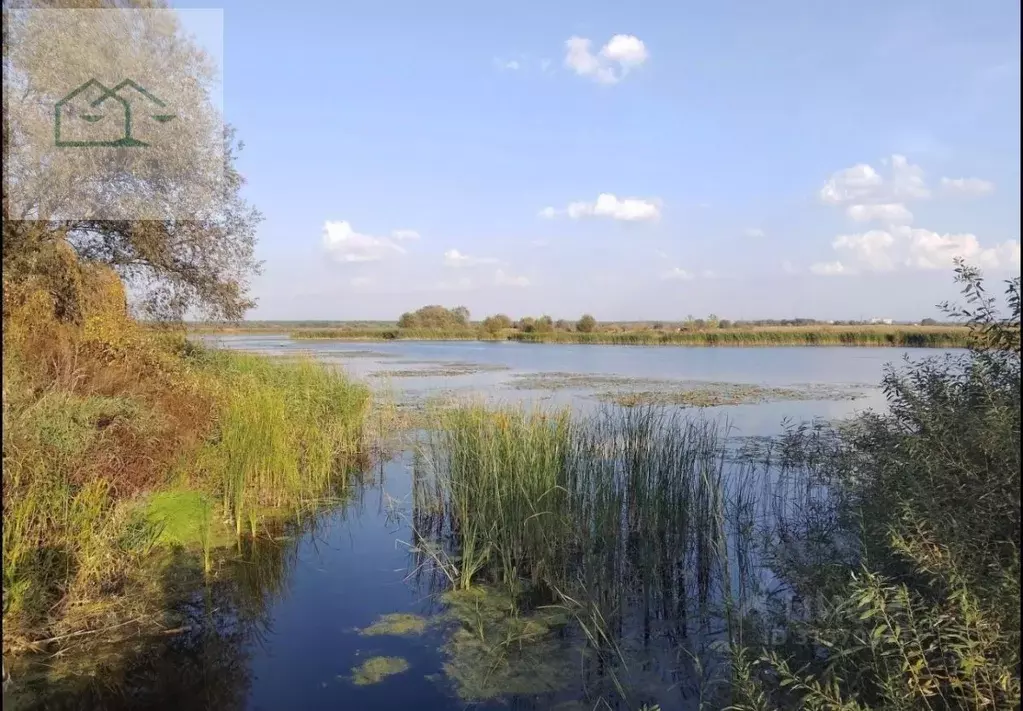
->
left=358, top=613, right=428, bottom=637
left=349, top=656, right=410, bottom=686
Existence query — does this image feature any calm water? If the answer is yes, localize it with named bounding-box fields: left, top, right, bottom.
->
left=200, top=334, right=946, bottom=436
left=34, top=338, right=960, bottom=709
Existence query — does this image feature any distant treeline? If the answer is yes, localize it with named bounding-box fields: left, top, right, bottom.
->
left=190, top=311, right=956, bottom=333
left=282, top=305, right=968, bottom=347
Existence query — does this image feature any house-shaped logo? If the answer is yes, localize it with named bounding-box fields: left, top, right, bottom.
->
left=54, top=79, right=176, bottom=148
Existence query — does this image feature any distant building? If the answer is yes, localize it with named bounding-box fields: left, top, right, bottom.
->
left=870, top=317, right=894, bottom=325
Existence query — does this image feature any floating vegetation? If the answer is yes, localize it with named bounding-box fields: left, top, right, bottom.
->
left=510, top=372, right=865, bottom=406
left=438, top=588, right=578, bottom=702
left=508, top=371, right=662, bottom=391
left=323, top=350, right=401, bottom=359
left=371, top=361, right=511, bottom=378
left=598, top=382, right=864, bottom=408
left=349, top=656, right=410, bottom=686
left=358, top=613, right=428, bottom=637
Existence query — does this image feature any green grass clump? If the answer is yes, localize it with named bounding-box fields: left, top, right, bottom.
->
left=417, top=402, right=761, bottom=625
left=349, top=656, right=410, bottom=686
left=192, top=351, right=370, bottom=535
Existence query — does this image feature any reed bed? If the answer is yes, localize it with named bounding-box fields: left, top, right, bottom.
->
left=193, top=351, right=370, bottom=535
left=291, top=326, right=969, bottom=347
left=414, top=404, right=772, bottom=651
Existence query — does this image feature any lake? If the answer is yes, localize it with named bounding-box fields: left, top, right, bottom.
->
left=37, top=338, right=961, bottom=710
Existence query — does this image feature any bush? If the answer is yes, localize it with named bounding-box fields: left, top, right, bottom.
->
left=481, top=314, right=513, bottom=336
left=576, top=314, right=597, bottom=333
left=397, top=305, right=471, bottom=330
left=732, top=263, right=1021, bottom=710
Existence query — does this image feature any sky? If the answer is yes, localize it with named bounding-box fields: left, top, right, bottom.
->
left=177, top=1, right=1020, bottom=321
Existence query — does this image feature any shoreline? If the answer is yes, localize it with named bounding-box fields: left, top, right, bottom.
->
left=190, top=327, right=971, bottom=349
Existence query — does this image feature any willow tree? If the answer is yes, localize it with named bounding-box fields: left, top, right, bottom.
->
left=2, top=0, right=262, bottom=321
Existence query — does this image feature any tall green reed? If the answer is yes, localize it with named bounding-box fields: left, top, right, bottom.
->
left=195, top=352, right=370, bottom=536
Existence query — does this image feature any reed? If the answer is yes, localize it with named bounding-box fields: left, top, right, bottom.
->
left=291, top=325, right=970, bottom=348
left=415, top=404, right=768, bottom=644
left=192, top=350, right=370, bottom=535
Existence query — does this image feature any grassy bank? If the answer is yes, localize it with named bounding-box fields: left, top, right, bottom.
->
left=2, top=271, right=370, bottom=659
left=410, top=267, right=1020, bottom=709
left=289, top=325, right=970, bottom=347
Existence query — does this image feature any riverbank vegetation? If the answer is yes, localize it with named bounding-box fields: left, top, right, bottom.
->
left=2, top=268, right=369, bottom=659
left=408, top=264, right=1020, bottom=709
left=2, top=4, right=371, bottom=692
left=290, top=323, right=970, bottom=347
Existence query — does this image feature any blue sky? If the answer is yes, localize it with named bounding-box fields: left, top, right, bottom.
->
left=178, top=1, right=1019, bottom=321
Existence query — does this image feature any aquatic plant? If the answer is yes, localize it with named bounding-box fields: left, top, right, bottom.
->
left=349, top=656, right=410, bottom=686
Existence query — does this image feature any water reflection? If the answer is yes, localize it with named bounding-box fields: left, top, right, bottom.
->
left=6, top=519, right=313, bottom=711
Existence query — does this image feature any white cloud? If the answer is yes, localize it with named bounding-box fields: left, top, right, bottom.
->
left=781, top=260, right=799, bottom=274
left=391, top=229, right=421, bottom=240
left=941, top=177, right=995, bottom=196
left=902, top=228, right=1019, bottom=271
left=661, top=267, right=693, bottom=280
left=833, top=230, right=898, bottom=271
left=846, top=203, right=913, bottom=223
left=819, top=164, right=883, bottom=205
left=823, top=225, right=1020, bottom=274
left=323, top=221, right=406, bottom=263
left=543, top=193, right=661, bottom=222
left=889, top=154, right=931, bottom=200
left=495, top=269, right=530, bottom=287
left=810, top=261, right=850, bottom=276
left=744, top=228, right=766, bottom=238
left=819, top=155, right=929, bottom=206
left=701, top=269, right=719, bottom=279
left=443, top=249, right=498, bottom=267
left=494, top=58, right=520, bottom=71
left=601, top=34, right=649, bottom=66
left=564, top=34, right=648, bottom=85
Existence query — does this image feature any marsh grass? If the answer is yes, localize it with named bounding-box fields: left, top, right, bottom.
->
left=3, top=287, right=370, bottom=658
left=191, top=351, right=370, bottom=535
left=292, top=325, right=970, bottom=348
left=411, top=402, right=774, bottom=706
